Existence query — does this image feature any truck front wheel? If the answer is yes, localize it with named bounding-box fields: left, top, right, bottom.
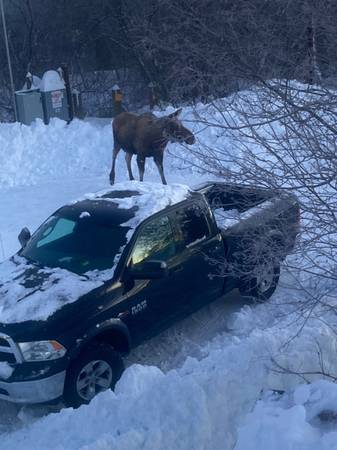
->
left=64, top=342, right=124, bottom=408
left=239, top=263, right=280, bottom=302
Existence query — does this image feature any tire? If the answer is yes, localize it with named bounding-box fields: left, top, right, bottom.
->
left=239, top=263, right=280, bottom=303
left=63, top=342, right=124, bottom=408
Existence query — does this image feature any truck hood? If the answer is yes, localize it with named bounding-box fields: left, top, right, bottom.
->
left=0, top=255, right=103, bottom=324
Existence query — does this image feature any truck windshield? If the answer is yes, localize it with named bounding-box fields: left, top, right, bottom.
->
left=21, top=215, right=129, bottom=275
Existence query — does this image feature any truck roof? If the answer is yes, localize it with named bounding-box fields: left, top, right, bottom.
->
left=57, top=181, right=193, bottom=228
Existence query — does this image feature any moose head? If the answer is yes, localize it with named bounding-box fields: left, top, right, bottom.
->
left=162, top=108, right=195, bottom=145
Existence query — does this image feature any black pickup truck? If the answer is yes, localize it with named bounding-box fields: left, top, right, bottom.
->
left=0, top=181, right=299, bottom=407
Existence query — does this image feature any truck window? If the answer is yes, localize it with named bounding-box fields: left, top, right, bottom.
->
left=37, top=217, right=75, bottom=247
left=22, top=214, right=129, bottom=274
left=176, top=204, right=210, bottom=248
left=130, top=215, right=176, bottom=265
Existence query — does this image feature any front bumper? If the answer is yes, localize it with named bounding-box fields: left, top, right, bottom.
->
left=0, top=370, right=66, bottom=404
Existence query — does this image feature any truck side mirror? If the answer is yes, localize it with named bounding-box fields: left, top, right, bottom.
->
left=128, top=260, right=168, bottom=280
left=18, top=227, right=31, bottom=248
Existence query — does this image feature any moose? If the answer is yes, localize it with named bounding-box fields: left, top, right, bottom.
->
left=109, top=108, right=195, bottom=185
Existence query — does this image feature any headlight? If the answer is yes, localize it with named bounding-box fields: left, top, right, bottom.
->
left=18, top=340, right=67, bottom=362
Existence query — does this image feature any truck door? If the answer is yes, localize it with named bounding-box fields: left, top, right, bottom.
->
left=121, top=213, right=183, bottom=340
left=173, top=200, right=224, bottom=309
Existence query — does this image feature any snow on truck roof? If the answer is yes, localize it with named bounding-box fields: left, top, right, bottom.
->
left=64, top=181, right=192, bottom=232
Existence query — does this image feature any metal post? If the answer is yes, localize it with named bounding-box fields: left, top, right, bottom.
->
left=0, top=0, right=17, bottom=121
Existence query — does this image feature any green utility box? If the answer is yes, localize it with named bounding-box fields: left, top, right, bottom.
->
left=15, top=89, right=44, bottom=125
left=40, top=70, right=69, bottom=124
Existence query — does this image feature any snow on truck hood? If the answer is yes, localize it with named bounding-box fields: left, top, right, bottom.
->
left=0, top=181, right=190, bottom=324
left=0, top=256, right=100, bottom=324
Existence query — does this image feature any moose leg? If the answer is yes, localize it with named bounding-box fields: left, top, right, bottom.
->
left=109, top=144, right=121, bottom=185
left=154, top=153, right=167, bottom=185
left=137, top=155, right=146, bottom=182
left=125, top=152, right=134, bottom=180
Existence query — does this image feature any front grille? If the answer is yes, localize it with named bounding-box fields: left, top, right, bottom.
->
left=0, top=334, right=22, bottom=365
left=0, top=353, right=16, bottom=364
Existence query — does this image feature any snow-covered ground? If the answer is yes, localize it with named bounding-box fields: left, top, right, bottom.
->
left=1, top=110, right=337, bottom=449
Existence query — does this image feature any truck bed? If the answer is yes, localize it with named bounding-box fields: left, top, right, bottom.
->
left=196, top=182, right=300, bottom=271
left=196, top=182, right=298, bottom=232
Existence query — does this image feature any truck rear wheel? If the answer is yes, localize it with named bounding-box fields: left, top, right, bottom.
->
left=239, top=263, right=280, bottom=302
left=64, top=342, right=124, bottom=408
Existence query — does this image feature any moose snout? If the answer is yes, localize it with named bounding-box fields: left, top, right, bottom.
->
left=185, top=134, right=195, bottom=145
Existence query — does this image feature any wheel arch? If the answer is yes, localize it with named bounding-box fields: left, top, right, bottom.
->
left=67, top=318, right=131, bottom=361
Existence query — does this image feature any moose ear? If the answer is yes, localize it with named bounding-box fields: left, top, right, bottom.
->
left=168, top=108, right=182, bottom=119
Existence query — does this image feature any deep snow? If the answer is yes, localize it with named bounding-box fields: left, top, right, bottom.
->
left=0, top=107, right=337, bottom=449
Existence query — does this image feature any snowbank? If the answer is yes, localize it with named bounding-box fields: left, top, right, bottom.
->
left=236, top=380, right=337, bottom=450
left=2, top=310, right=337, bottom=450
left=0, top=107, right=220, bottom=190
left=0, top=119, right=112, bottom=189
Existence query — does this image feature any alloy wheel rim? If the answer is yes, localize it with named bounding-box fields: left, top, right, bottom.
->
left=76, top=360, right=113, bottom=401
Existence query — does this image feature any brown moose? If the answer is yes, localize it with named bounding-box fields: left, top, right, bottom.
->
left=110, top=108, right=195, bottom=185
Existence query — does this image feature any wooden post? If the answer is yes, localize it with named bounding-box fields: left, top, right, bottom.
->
left=25, top=72, right=33, bottom=90
left=112, top=84, right=123, bottom=116
left=72, top=88, right=84, bottom=118
left=307, top=14, right=321, bottom=85
left=148, top=81, right=157, bottom=109
left=60, top=63, right=74, bottom=122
